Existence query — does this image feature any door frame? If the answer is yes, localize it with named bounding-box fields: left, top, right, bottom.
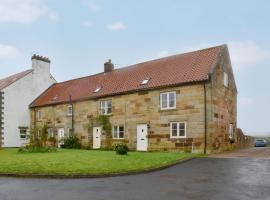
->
left=136, top=124, right=148, bottom=151
left=93, top=126, right=101, bottom=149
left=57, top=128, right=65, bottom=148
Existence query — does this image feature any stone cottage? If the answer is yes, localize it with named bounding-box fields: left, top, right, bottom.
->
left=29, top=45, right=237, bottom=153
left=0, top=55, right=56, bottom=147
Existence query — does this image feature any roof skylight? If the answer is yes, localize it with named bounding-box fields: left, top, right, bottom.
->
left=94, top=86, right=101, bottom=93
left=140, top=78, right=150, bottom=85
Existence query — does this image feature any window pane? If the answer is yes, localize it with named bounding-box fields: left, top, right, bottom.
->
left=119, top=126, right=124, bottom=139
left=119, top=126, right=124, bottom=132
left=169, top=93, right=175, bottom=108
left=113, top=126, right=118, bottom=138
left=172, top=129, right=177, bottom=136
left=179, top=129, right=185, bottom=136
left=172, top=123, right=177, bottom=130
left=179, top=123, right=185, bottom=130
left=171, top=123, right=178, bottom=136
left=101, top=101, right=105, bottom=109
left=161, top=94, right=167, bottom=108
left=20, top=129, right=27, bottom=139
left=224, top=72, right=228, bottom=87
left=107, top=107, right=112, bottom=114
left=107, top=100, right=112, bottom=108
left=101, top=108, right=106, bottom=114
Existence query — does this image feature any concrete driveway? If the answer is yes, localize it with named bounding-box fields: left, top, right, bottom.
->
left=1, top=148, right=270, bottom=200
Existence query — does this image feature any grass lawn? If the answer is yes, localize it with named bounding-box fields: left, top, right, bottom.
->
left=0, top=148, right=202, bottom=176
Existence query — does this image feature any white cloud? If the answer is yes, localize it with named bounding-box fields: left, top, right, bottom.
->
left=157, top=50, right=170, bottom=58
left=107, top=22, right=126, bottom=31
left=228, top=41, right=270, bottom=70
left=0, top=0, right=57, bottom=24
left=238, top=97, right=254, bottom=106
left=81, top=21, right=93, bottom=27
left=0, top=44, right=20, bottom=59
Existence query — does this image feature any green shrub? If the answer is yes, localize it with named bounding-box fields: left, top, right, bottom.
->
left=63, top=135, right=81, bottom=149
left=18, top=145, right=56, bottom=153
left=113, top=143, right=128, bottom=155
left=48, top=137, right=56, bottom=146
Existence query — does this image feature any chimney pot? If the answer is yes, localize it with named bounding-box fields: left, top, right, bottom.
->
left=31, top=54, right=51, bottom=63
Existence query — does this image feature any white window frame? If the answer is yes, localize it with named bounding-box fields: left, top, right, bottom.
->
left=36, top=110, right=42, bottom=121
left=170, top=122, right=187, bottom=139
left=112, top=125, right=125, bottom=139
left=140, top=78, right=150, bottom=85
left=37, top=130, right=41, bottom=139
left=100, top=99, right=112, bottom=115
left=229, top=123, right=233, bottom=138
left=67, top=105, right=73, bottom=116
left=224, top=72, right=228, bottom=87
left=47, top=128, right=54, bottom=138
left=160, top=91, right=176, bottom=110
left=19, top=128, right=27, bottom=140
left=67, top=128, right=73, bottom=137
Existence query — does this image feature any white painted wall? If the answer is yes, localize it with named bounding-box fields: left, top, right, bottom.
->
left=2, top=58, right=55, bottom=147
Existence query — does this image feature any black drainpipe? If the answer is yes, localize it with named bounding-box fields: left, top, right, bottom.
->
left=69, top=95, right=74, bottom=135
left=33, top=107, right=36, bottom=131
left=203, top=83, right=207, bottom=154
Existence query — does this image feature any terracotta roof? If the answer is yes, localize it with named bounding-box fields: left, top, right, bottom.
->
left=30, top=45, right=223, bottom=108
left=0, top=69, right=33, bottom=90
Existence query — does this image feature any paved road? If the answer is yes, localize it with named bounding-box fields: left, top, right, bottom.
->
left=210, top=147, right=270, bottom=159
left=1, top=153, right=270, bottom=200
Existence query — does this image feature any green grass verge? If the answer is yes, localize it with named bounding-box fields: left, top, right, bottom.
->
left=0, top=148, right=203, bottom=176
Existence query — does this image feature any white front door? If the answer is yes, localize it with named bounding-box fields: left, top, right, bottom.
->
left=137, top=124, right=148, bottom=151
left=57, top=128, right=65, bottom=148
left=93, top=127, right=101, bottom=149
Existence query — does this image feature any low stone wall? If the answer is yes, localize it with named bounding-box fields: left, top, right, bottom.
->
left=235, top=128, right=254, bottom=148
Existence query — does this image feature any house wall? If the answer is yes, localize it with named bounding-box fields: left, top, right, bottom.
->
left=2, top=63, right=55, bottom=147
left=0, top=92, right=3, bottom=146
left=31, top=84, right=207, bottom=152
left=205, top=49, right=238, bottom=153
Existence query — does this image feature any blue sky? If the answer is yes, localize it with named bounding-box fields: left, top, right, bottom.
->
left=0, top=0, right=269, bottom=135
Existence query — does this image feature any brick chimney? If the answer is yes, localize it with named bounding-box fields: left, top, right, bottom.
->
left=104, top=59, right=114, bottom=73
left=31, top=54, right=51, bottom=74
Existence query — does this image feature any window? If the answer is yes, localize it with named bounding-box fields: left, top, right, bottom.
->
left=170, top=122, right=186, bottom=138
left=47, top=128, right=54, bottom=138
left=19, top=127, right=27, bottom=139
left=36, top=110, right=42, bottom=121
left=160, top=92, right=176, bottom=110
left=67, top=105, right=73, bottom=116
left=94, top=86, right=101, bottom=93
left=113, top=125, right=124, bottom=139
left=229, top=123, right=233, bottom=138
left=224, top=72, right=228, bottom=87
left=140, top=78, right=150, bottom=85
left=100, top=100, right=112, bottom=115
left=67, top=128, right=73, bottom=137
left=37, top=130, right=41, bottom=139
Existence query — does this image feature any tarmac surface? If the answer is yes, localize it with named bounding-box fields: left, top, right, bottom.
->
left=0, top=147, right=270, bottom=200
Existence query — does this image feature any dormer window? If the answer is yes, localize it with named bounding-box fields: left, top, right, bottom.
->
left=141, top=78, right=150, bottom=85
left=94, top=86, right=101, bottom=93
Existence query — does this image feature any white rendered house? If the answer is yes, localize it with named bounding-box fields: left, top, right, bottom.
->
left=0, top=55, right=56, bottom=147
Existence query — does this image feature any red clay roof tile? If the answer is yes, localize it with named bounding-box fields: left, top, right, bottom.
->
left=30, top=45, right=223, bottom=107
